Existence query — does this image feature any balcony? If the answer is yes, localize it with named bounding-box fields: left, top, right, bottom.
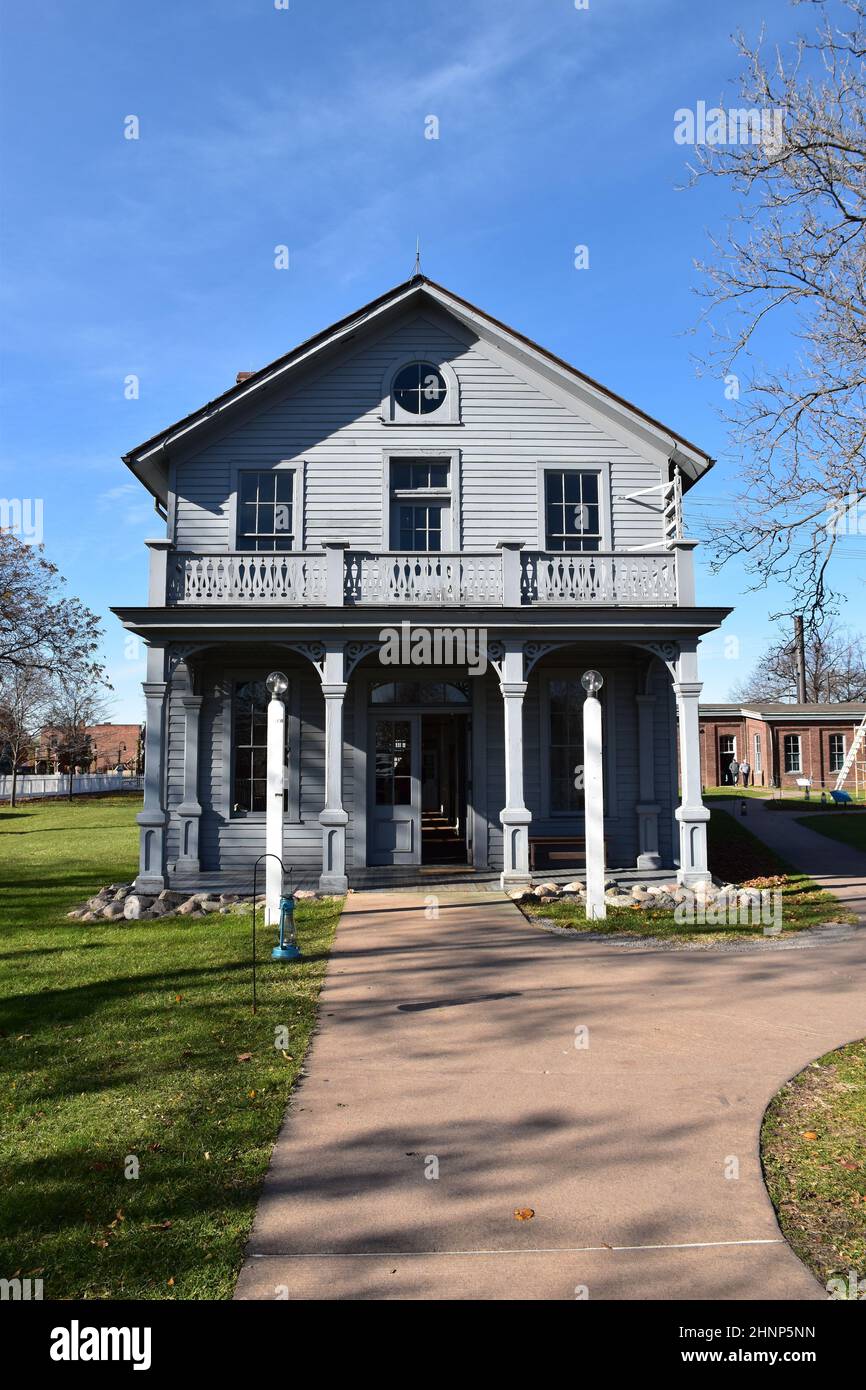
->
left=153, top=539, right=694, bottom=609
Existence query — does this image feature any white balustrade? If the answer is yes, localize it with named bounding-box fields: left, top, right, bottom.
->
left=165, top=549, right=679, bottom=607
left=169, top=552, right=328, bottom=604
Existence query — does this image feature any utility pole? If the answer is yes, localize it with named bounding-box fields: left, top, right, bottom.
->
left=794, top=616, right=807, bottom=703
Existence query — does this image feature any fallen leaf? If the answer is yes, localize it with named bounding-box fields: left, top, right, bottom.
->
left=514, top=1207, right=535, bottom=1221
left=802, top=1131, right=819, bottom=1141
left=236, top=1053, right=252, bottom=1063
left=167, top=1277, right=174, bottom=1287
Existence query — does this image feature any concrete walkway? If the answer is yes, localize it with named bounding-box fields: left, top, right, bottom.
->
left=716, top=799, right=866, bottom=918
left=235, top=887, right=866, bottom=1301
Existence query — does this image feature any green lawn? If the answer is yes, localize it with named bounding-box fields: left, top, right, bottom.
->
left=523, top=807, right=851, bottom=942
left=796, top=814, right=866, bottom=853
left=0, top=796, right=341, bottom=1300
left=762, top=1039, right=866, bottom=1292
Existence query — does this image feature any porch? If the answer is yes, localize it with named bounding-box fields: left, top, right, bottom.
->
left=123, top=625, right=724, bottom=899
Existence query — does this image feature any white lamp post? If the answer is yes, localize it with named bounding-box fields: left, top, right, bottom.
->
left=581, top=669, right=606, bottom=920
left=265, top=671, right=289, bottom=926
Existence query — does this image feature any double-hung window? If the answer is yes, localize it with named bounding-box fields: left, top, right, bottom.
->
left=390, top=458, right=451, bottom=551
left=829, top=733, right=846, bottom=774
left=754, top=733, right=762, bottom=775
left=232, top=679, right=288, bottom=815
left=237, top=470, right=295, bottom=551
left=544, top=470, right=601, bottom=551
left=548, top=678, right=598, bottom=814
left=784, top=734, right=802, bottom=774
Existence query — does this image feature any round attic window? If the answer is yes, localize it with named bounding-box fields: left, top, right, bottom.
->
left=393, top=362, right=447, bottom=415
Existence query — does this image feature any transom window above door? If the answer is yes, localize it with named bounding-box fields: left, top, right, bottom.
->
left=393, top=362, right=447, bottom=415
left=389, top=457, right=452, bottom=552
left=544, top=470, right=601, bottom=552
left=237, top=470, right=295, bottom=551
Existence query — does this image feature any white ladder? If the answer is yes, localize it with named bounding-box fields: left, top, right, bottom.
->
left=835, top=712, right=866, bottom=791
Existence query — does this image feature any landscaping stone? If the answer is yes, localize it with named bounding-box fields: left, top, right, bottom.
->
left=562, top=880, right=584, bottom=894
left=199, top=899, right=222, bottom=914
left=294, top=890, right=318, bottom=900
left=101, top=902, right=127, bottom=920
left=177, top=900, right=201, bottom=916
left=123, top=894, right=156, bottom=921
left=158, top=890, right=188, bottom=905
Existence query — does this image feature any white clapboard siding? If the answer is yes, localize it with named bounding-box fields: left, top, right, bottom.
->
left=172, top=314, right=667, bottom=554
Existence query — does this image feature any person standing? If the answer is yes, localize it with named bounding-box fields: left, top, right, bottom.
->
left=728, top=756, right=740, bottom=786
left=739, top=759, right=751, bottom=788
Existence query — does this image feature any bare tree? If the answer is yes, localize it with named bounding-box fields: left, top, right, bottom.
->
left=47, top=671, right=111, bottom=800
left=0, top=666, right=53, bottom=806
left=0, top=530, right=105, bottom=678
left=689, top=0, right=866, bottom=625
left=730, top=619, right=866, bottom=701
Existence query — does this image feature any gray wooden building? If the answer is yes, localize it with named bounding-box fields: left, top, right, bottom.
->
left=112, top=275, right=729, bottom=893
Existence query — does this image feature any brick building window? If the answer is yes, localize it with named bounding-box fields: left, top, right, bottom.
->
left=783, top=734, right=802, bottom=774
left=829, top=733, right=846, bottom=774
left=753, top=733, right=762, bottom=774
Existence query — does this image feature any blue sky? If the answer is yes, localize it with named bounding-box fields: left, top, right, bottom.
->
left=1, top=0, right=862, bottom=720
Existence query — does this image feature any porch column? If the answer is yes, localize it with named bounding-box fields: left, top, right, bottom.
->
left=136, top=645, right=168, bottom=894
left=176, top=692, right=203, bottom=874
left=319, top=643, right=349, bottom=894
left=635, top=692, right=661, bottom=870
left=498, top=642, right=532, bottom=888
left=674, top=641, right=711, bottom=885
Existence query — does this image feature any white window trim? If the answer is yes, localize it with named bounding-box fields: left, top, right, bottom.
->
left=381, top=353, right=461, bottom=425
left=829, top=732, right=846, bottom=773
left=381, top=448, right=462, bottom=550
left=535, top=460, right=613, bottom=551
left=227, top=460, right=306, bottom=552
left=783, top=734, right=802, bottom=774
left=753, top=732, right=762, bottom=774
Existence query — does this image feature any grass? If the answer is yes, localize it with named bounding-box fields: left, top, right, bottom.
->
left=762, top=1039, right=866, bottom=1292
left=796, top=814, right=866, bottom=853
left=0, top=796, right=342, bottom=1300
left=522, top=807, right=852, bottom=943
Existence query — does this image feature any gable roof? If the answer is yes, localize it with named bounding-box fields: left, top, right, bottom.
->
left=123, top=274, right=715, bottom=504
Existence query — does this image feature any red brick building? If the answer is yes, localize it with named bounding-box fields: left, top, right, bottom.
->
left=35, top=723, right=142, bottom=773
left=697, top=703, right=866, bottom=792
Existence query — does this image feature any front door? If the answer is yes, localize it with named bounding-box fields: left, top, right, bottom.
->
left=369, top=716, right=421, bottom=865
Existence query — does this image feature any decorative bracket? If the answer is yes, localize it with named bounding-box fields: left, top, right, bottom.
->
left=345, top=640, right=381, bottom=679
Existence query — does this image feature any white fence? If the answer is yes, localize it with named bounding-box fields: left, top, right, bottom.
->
left=0, top=774, right=144, bottom=801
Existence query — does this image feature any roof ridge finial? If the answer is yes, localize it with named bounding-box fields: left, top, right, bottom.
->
left=413, top=235, right=422, bottom=278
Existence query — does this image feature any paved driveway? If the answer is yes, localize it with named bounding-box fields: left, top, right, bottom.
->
left=717, top=798, right=866, bottom=917
left=235, top=889, right=866, bottom=1301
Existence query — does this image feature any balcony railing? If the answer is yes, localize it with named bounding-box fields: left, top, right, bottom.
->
left=345, top=552, right=504, bottom=605
left=522, top=551, right=677, bottom=606
left=151, top=539, right=694, bottom=609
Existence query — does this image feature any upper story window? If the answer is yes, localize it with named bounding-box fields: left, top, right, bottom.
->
left=544, top=470, right=601, bottom=552
left=384, top=356, right=460, bottom=424
left=389, top=457, right=451, bottom=551
left=237, top=470, right=295, bottom=551
left=393, top=362, right=447, bottom=415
